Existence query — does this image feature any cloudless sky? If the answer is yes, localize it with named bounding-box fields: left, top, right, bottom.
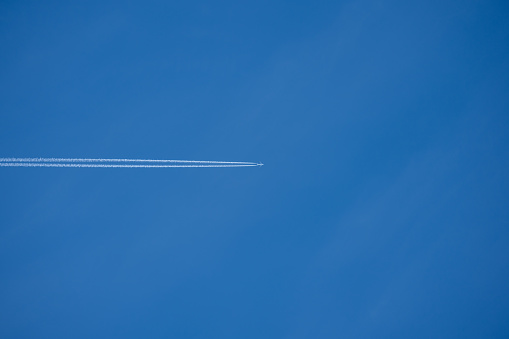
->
left=1, top=1, right=508, bottom=338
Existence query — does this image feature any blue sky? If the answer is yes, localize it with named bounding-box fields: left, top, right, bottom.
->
left=1, top=1, right=508, bottom=337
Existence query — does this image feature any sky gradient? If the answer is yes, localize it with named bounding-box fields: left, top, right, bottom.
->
left=1, top=1, right=508, bottom=338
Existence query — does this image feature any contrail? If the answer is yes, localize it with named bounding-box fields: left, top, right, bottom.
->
left=0, top=158, right=263, bottom=168
left=0, top=163, right=258, bottom=168
left=0, top=158, right=256, bottom=165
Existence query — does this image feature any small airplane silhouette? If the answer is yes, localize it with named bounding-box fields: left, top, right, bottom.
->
left=257, top=162, right=264, bottom=166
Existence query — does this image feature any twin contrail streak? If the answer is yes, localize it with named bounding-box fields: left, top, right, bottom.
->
left=0, top=158, right=263, bottom=168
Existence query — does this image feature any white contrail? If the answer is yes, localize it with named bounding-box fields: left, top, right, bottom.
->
left=0, top=157, right=263, bottom=168
left=0, top=163, right=257, bottom=168
left=0, top=157, right=256, bottom=165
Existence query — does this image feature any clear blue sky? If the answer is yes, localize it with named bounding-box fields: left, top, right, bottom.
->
left=1, top=1, right=508, bottom=338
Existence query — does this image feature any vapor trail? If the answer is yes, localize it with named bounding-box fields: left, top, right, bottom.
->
left=0, top=157, right=263, bottom=168
left=0, top=158, right=256, bottom=165
left=0, top=163, right=257, bottom=168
